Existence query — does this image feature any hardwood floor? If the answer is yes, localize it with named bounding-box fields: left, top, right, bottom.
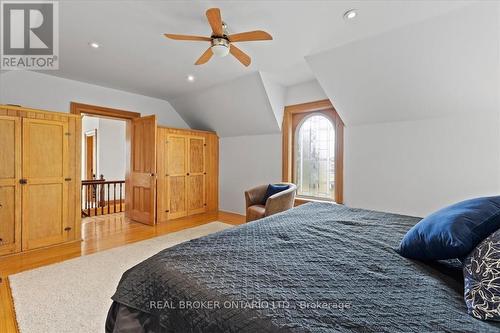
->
left=0, top=211, right=245, bottom=333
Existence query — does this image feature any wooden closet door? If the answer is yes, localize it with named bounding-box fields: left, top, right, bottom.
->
left=167, top=135, right=188, bottom=219
left=128, top=115, right=157, bottom=225
left=187, top=136, right=206, bottom=215
left=22, top=118, right=69, bottom=250
left=0, top=116, right=21, bottom=255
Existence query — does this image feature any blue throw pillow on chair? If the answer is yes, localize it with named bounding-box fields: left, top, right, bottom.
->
left=397, top=196, right=500, bottom=260
left=262, top=184, right=289, bottom=205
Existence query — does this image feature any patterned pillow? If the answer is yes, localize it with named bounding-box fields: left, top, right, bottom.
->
left=463, top=228, right=500, bottom=321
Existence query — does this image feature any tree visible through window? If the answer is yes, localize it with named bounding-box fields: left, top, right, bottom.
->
left=294, top=115, right=335, bottom=199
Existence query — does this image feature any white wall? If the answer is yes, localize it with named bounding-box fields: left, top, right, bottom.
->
left=220, top=134, right=282, bottom=214
left=81, top=116, right=126, bottom=182
left=0, top=71, right=189, bottom=128
left=285, top=79, right=327, bottom=106
left=344, top=112, right=500, bottom=217
left=98, top=118, right=126, bottom=181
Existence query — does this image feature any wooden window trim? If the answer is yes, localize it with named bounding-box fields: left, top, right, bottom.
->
left=70, top=102, right=141, bottom=119
left=282, top=99, right=344, bottom=204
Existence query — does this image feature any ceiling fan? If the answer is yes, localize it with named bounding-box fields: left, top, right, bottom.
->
left=164, top=8, right=272, bottom=67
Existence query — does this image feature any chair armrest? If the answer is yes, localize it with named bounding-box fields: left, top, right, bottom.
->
left=265, top=185, right=296, bottom=216
left=245, top=184, right=268, bottom=208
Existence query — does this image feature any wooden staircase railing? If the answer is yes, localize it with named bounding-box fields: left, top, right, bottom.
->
left=81, top=179, right=125, bottom=217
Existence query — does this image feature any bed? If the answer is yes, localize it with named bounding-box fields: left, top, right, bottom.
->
left=106, top=202, right=500, bottom=332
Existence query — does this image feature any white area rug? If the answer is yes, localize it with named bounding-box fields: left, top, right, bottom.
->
left=9, top=222, right=232, bottom=333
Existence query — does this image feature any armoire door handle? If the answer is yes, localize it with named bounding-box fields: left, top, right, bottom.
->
left=19, top=179, right=27, bottom=185
left=186, top=173, right=190, bottom=176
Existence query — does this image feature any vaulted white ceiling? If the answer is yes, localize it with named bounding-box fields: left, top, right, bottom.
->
left=49, top=0, right=470, bottom=100
left=8, top=0, right=492, bottom=137
left=307, top=2, right=499, bottom=125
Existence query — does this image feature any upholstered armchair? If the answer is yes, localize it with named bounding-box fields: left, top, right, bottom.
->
left=245, top=183, right=297, bottom=222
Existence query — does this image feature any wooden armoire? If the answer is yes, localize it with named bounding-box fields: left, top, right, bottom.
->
left=156, top=126, right=218, bottom=223
left=0, top=105, right=81, bottom=256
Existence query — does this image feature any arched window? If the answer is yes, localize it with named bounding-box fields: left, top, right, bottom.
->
left=294, top=114, right=336, bottom=199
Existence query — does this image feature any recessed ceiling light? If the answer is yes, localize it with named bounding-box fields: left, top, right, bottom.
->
left=89, top=42, right=100, bottom=49
left=343, top=9, right=357, bottom=20
left=187, top=75, right=195, bottom=82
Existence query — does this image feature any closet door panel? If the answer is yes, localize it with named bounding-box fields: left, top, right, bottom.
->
left=167, top=135, right=188, bottom=219
left=22, top=118, right=68, bottom=250
left=189, top=137, right=204, bottom=174
left=187, top=136, right=206, bottom=215
left=0, top=116, right=21, bottom=255
left=168, top=176, right=187, bottom=219
left=156, top=129, right=168, bottom=223
left=187, top=174, right=205, bottom=214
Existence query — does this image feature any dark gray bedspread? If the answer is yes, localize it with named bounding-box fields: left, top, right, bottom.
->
left=107, top=202, right=500, bottom=332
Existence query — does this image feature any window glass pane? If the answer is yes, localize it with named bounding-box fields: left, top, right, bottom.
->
left=294, top=115, right=335, bottom=199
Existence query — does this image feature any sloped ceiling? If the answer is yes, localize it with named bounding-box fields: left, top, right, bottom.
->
left=259, top=72, right=286, bottom=130
left=306, top=2, right=499, bottom=126
left=36, top=0, right=470, bottom=100
left=170, top=72, right=282, bottom=137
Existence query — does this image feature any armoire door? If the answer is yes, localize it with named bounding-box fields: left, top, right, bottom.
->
left=166, top=135, right=188, bottom=219
left=187, top=136, right=206, bottom=215
left=0, top=116, right=21, bottom=255
left=127, top=115, right=157, bottom=225
left=22, top=118, right=69, bottom=250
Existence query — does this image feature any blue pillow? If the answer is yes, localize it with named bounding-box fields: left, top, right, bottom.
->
left=262, top=184, right=290, bottom=204
left=397, top=196, right=500, bottom=261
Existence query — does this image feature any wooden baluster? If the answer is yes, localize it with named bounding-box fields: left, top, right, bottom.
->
left=86, top=184, right=89, bottom=216
left=101, top=183, right=105, bottom=215
left=81, top=184, right=84, bottom=217
left=119, top=182, right=123, bottom=212
left=94, top=184, right=98, bottom=216
left=107, top=183, right=110, bottom=215
left=113, top=183, right=117, bottom=213
left=85, top=184, right=89, bottom=217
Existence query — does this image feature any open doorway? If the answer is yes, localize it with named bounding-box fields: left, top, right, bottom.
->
left=81, top=115, right=127, bottom=217
left=71, top=102, right=158, bottom=231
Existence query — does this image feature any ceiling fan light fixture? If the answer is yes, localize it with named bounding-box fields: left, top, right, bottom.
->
left=344, top=9, right=357, bottom=20
left=211, top=38, right=230, bottom=57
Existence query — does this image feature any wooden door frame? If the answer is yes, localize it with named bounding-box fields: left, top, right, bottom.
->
left=70, top=102, right=141, bottom=119
left=70, top=102, right=141, bottom=223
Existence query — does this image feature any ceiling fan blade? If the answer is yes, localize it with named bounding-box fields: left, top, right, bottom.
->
left=164, top=34, right=211, bottom=42
left=230, top=44, right=251, bottom=67
left=206, top=8, right=223, bottom=36
left=195, top=47, right=213, bottom=65
left=228, top=30, right=273, bottom=42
